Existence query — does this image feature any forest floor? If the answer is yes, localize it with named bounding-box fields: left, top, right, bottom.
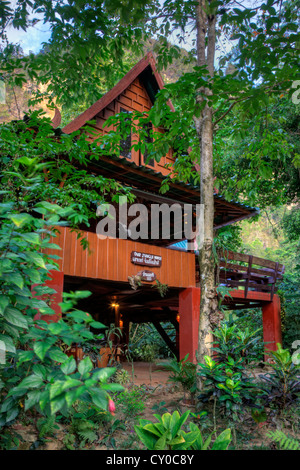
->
left=9, top=361, right=300, bottom=451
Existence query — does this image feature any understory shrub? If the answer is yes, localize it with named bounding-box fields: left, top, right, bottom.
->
left=0, top=155, right=124, bottom=446
left=197, top=321, right=267, bottom=420
left=114, top=387, right=146, bottom=419
left=259, top=343, right=300, bottom=411
left=157, top=354, right=197, bottom=399
left=134, top=410, right=232, bottom=450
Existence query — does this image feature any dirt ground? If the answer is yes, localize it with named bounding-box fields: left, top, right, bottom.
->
left=7, top=362, right=300, bottom=451
left=121, top=361, right=171, bottom=386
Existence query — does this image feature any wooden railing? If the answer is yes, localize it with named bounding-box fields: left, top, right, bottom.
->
left=216, top=250, right=285, bottom=300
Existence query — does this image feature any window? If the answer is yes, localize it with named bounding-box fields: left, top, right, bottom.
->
left=119, top=107, right=132, bottom=159
left=142, top=121, right=155, bottom=167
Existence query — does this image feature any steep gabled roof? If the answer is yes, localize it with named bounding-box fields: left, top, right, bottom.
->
left=62, top=52, right=173, bottom=134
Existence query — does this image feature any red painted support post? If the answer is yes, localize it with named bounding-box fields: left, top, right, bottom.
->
left=262, top=294, right=282, bottom=360
left=175, top=328, right=179, bottom=357
left=178, top=287, right=200, bottom=364
left=122, top=318, right=130, bottom=358
left=33, top=270, right=64, bottom=323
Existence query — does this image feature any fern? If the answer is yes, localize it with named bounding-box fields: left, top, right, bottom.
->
left=267, top=430, right=300, bottom=450
left=37, top=416, right=58, bottom=439
left=63, top=433, right=76, bottom=450
left=72, top=419, right=98, bottom=445
left=78, top=429, right=98, bottom=444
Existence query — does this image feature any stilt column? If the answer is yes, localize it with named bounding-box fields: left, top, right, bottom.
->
left=33, top=270, right=64, bottom=323
left=262, top=294, right=282, bottom=360
left=178, top=287, right=200, bottom=363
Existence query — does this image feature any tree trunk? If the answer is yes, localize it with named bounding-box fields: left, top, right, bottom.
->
left=194, top=0, right=218, bottom=386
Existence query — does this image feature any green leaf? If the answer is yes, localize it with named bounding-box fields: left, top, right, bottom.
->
left=33, top=339, right=55, bottom=361
left=5, top=307, right=28, bottom=329
left=168, top=435, right=185, bottom=446
left=18, top=374, right=44, bottom=389
left=211, top=429, right=232, bottom=450
left=50, top=381, right=64, bottom=400
left=90, top=392, right=107, bottom=410
left=93, top=367, right=116, bottom=382
left=143, top=423, right=163, bottom=438
left=48, top=348, right=68, bottom=363
left=204, top=355, right=216, bottom=369
left=65, top=389, right=78, bottom=408
left=134, top=425, right=157, bottom=450
left=3, top=273, right=24, bottom=289
left=161, top=412, right=172, bottom=430
left=171, top=410, right=190, bottom=438
left=17, top=350, right=35, bottom=364
left=183, top=430, right=202, bottom=447
left=170, top=410, right=180, bottom=438
left=67, top=310, right=93, bottom=323
left=100, top=383, right=124, bottom=392
left=78, top=356, right=93, bottom=376
left=90, top=321, right=106, bottom=329
left=47, top=322, right=63, bottom=335
left=202, top=433, right=212, bottom=450
left=61, top=377, right=82, bottom=391
left=50, top=394, right=65, bottom=415
left=24, top=252, right=47, bottom=269
left=9, top=213, right=33, bottom=227
left=189, top=423, right=204, bottom=450
left=25, top=390, right=41, bottom=411
left=32, top=364, right=48, bottom=380
left=154, top=434, right=167, bottom=450
left=0, top=334, right=16, bottom=353
left=0, top=296, right=9, bottom=315
left=23, top=267, right=42, bottom=284
left=5, top=407, right=19, bottom=423
left=39, top=391, right=50, bottom=412
left=61, top=356, right=76, bottom=375
left=15, top=156, right=39, bottom=166
left=21, top=233, right=40, bottom=244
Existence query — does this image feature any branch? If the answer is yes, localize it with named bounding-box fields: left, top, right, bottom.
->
left=213, top=97, right=247, bottom=126
left=231, top=0, right=260, bottom=11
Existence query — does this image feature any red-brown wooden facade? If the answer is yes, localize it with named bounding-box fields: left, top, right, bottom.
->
left=48, top=227, right=195, bottom=288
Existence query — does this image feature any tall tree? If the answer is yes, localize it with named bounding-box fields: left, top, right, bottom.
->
left=194, top=0, right=219, bottom=365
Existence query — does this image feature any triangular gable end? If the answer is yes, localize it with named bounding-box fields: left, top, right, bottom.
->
left=62, top=52, right=175, bottom=174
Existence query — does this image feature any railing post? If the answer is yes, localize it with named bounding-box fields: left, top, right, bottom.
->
left=244, top=255, right=253, bottom=298
left=270, top=262, right=279, bottom=301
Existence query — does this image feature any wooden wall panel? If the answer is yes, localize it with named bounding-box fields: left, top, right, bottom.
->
left=97, top=236, right=108, bottom=280
left=46, top=227, right=196, bottom=288
left=87, top=231, right=97, bottom=279
left=85, top=77, right=175, bottom=176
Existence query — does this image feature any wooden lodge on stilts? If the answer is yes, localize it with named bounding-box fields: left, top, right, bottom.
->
left=41, top=53, right=284, bottom=364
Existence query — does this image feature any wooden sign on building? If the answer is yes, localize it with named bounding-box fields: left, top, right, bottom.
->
left=131, top=251, right=162, bottom=267
left=139, top=270, right=156, bottom=282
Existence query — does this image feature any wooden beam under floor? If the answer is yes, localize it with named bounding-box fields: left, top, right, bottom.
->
left=152, top=320, right=178, bottom=359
